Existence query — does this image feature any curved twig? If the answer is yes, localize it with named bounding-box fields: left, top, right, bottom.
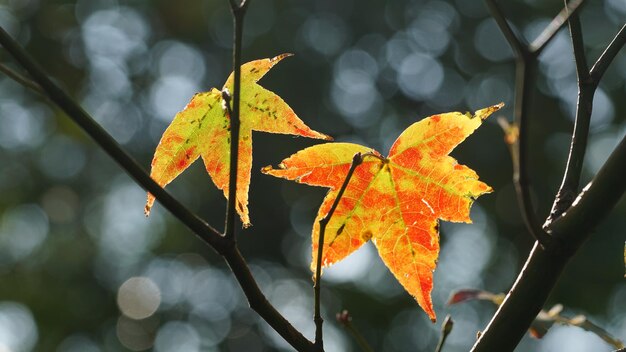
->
left=315, top=153, right=364, bottom=350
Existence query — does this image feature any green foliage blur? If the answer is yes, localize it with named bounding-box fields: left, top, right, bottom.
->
left=0, top=0, right=624, bottom=351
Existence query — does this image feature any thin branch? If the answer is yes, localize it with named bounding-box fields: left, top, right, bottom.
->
left=0, top=23, right=318, bottom=352
left=435, top=315, right=454, bottom=352
left=589, top=24, right=626, bottom=85
left=546, top=22, right=626, bottom=225
left=551, top=134, right=626, bottom=249
left=336, top=310, right=375, bottom=352
left=0, top=61, right=44, bottom=94
left=314, top=152, right=364, bottom=350
left=225, top=245, right=318, bottom=352
left=485, top=0, right=554, bottom=248
left=484, top=0, right=528, bottom=58
left=224, top=0, right=250, bottom=239
left=567, top=10, right=590, bottom=82
left=529, top=0, right=585, bottom=55
left=514, top=60, right=553, bottom=246
left=473, top=133, right=626, bottom=351
left=545, top=8, right=593, bottom=224
left=486, top=0, right=587, bottom=246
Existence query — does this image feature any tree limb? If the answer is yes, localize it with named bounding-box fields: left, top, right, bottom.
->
left=472, top=127, right=626, bottom=352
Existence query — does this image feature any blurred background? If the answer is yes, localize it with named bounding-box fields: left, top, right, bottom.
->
left=0, top=0, right=625, bottom=351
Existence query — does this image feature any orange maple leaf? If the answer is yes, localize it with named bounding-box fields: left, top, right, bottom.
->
left=262, top=104, right=502, bottom=320
left=145, top=54, right=331, bottom=226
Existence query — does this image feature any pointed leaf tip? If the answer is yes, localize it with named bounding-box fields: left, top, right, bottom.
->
left=271, top=53, right=294, bottom=63
left=475, top=102, right=504, bottom=120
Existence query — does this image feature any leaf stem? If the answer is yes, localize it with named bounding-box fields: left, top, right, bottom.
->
left=224, top=0, right=250, bottom=239
left=314, top=153, right=364, bottom=350
left=435, top=315, right=454, bottom=352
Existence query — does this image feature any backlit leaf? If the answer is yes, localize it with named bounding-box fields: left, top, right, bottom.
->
left=263, top=104, right=502, bottom=320
left=145, top=55, right=331, bottom=226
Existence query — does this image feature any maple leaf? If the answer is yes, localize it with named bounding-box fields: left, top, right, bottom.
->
left=262, top=104, right=503, bottom=320
left=145, top=54, right=331, bottom=226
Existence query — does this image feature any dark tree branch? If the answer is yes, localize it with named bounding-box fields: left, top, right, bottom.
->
left=568, top=11, right=590, bottom=82
left=484, top=0, right=528, bottom=58
left=224, top=0, right=250, bottom=239
left=225, top=245, right=318, bottom=352
left=485, top=0, right=553, bottom=248
left=529, top=0, right=585, bottom=55
left=0, top=21, right=317, bottom=352
left=315, top=153, right=364, bottom=350
left=512, top=60, right=552, bottom=246
left=589, top=24, right=626, bottom=85
left=0, top=61, right=43, bottom=94
left=546, top=8, right=592, bottom=223
left=473, top=133, right=626, bottom=352
left=546, top=23, right=625, bottom=225
left=474, top=2, right=626, bottom=351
